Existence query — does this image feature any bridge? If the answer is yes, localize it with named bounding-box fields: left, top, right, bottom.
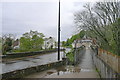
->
left=1, top=42, right=120, bottom=79
left=1, top=0, right=120, bottom=79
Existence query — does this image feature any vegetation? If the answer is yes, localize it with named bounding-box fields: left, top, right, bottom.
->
left=74, top=2, right=120, bottom=56
left=0, top=43, right=1, bottom=52
left=62, top=30, right=85, bottom=47
left=66, top=49, right=74, bottom=62
left=19, top=30, right=44, bottom=52
left=2, top=34, right=15, bottom=55
left=2, top=30, right=56, bottom=54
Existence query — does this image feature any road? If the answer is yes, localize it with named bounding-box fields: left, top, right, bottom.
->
left=25, top=46, right=100, bottom=78
left=1, top=50, right=70, bottom=74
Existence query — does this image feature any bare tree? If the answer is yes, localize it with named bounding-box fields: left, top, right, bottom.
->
left=2, top=34, right=15, bottom=54
left=74, top=2, right=120, bottom=55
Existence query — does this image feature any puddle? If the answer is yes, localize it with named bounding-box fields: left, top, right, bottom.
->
left=46, top=66, right=81, bottom=76
left=56, top=66, right=66, bottom=72
left=46, top=65, right=94, bottom=77
left=45, top=66, right=95, bottom=78
left=65, top=66, right=81, bottom=73
left=81, top=69, right=94, bottom=72
left=47, top=71, right=55, bottom=75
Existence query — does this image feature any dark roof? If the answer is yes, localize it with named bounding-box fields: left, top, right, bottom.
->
left=13, top=39, right=19, bottom=47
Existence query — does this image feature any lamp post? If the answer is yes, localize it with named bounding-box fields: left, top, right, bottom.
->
left=58, top=0, right=60, bottom=61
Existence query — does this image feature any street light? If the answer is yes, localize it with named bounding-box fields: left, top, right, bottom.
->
left=58, top=0, right=60, bottom=61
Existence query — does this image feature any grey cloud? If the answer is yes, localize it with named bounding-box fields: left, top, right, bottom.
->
left=2, top=1, right=85, bottom=41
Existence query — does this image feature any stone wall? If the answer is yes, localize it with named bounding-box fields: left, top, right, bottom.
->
left=98, top=49, right=120, bottom=74
left=74, top=46, right=85, bottom=65
left=2, top=49, right=65, bottom=59
left=2, top=60, right=66, bottom=79
left=92, top=48, right=120, bottom=78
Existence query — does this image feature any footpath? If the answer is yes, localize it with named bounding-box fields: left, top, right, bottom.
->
left=26, top=47, right=100, bottom=78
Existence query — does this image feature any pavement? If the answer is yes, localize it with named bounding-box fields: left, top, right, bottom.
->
left=25, top=47, right=100, bottom=78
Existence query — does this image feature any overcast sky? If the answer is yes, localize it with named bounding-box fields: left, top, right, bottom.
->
left=1, top=0, right=99, bottom=41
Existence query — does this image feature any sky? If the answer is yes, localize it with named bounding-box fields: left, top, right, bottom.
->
left=1, top=0, right=100, bottom=41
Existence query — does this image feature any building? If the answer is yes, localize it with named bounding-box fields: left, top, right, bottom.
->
left=43, top=37, right=56, bottom=49
left=12, top=39, right=20, bottom=49
left=72, top=39, right=82, bottom=48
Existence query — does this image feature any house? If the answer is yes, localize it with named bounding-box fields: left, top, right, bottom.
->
left=43, top=37, right=56, bottom=49
left=12, top=39, right=20, bottom=49
left=72, top=39, right=82, bottom=48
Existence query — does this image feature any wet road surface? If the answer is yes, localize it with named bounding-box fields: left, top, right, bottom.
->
left=1, top=50, right=68, bottom=74
left=25, top=47, right=100, bottom=78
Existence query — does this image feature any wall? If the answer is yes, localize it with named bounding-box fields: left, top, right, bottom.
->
left=2, top=60, right=66, bottom=79
left=98, top=49, right=120, bottom=73
left=2, top=49, right=65, bottom=59
left=92, top=48, right=120, bottom=79
left=73, top=46, right=85, bottom=65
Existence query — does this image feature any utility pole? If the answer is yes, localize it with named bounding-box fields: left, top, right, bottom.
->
left=58, top=0, right=60, bottom=61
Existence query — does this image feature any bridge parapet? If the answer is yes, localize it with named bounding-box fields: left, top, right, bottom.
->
left=91, top=47, right=120, bottom=78
left=2, top=60, right=66, bottom=79
left=98, top=49, right=120, bottom=73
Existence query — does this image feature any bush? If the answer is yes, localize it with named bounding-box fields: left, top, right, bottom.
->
left=66, top=49, right=74, bottom=62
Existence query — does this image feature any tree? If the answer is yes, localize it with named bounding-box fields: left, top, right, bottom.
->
left=74, top=2, right=120, bottom=55
left=65, top=30, right=85, bottom=47
left=2, top=34, right=15, bottom=55
left=0, top=37, right=2, bottom=52
left=62, top=41, right=66, bottom=47
left=20, top=30, right=45, bottom=51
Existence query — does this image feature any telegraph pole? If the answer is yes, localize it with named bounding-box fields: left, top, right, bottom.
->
left=58, top=0, right=60, bottom=61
